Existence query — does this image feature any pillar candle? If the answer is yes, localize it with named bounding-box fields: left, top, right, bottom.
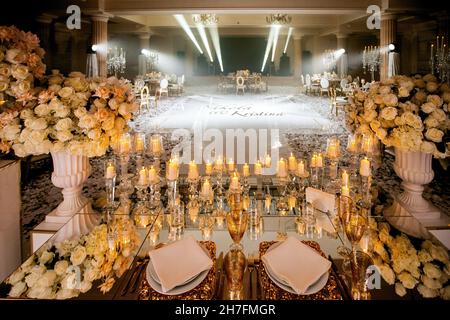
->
left=342, top=170, right=349, bottom=187
left=316, top=153, right=323, bottom=168
left=341, top=185, right=350, bottom=197
left=359, top=157, right=371, bottom=177
left=242, top=163, right=250, bottom=177
left=201, top=179, right=213, bottom=199
left=166, top=158, right=179, bottom=180
left=119, top=135, right=131, bottom=154
left=188, top=160, right=199, bottom=180
left=138, top=166, right=148, bottom=185
left=230, top=172, right=241, bottom=191
left=215, top=157, right=223, bottom=171
left=228, top=158, right=235, bottom=172
left=310, top=155, right=317, bottom=168
left=134, top=134, right=145, bottom=153
left=297, top=160, right=305, bottom=176
left=205, top=161, right=213, bottom=175
left=265, top=195, right=271, bottom=210
left=264, top=154, right=271, bottom=168
left=105, top=162, right=116, bottom=179
left=347, top=136, right=357, bottom=153
left=288, top=196, right=296, bottom=209
left=288, top=153, right=297, bottom=171
left=327, top=144, right=338, bottom=159
left=151, top=135, right=162, bottom=155
left=254, top=160, right=262, bottom=175
left=148, top=166, right=158, bottom=184
left=277, top=158, right=287, bottom=178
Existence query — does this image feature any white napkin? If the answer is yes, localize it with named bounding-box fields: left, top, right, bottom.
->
left=262, top=236, right=331, bottom=294
left=305, top=187, right=335, bottom=214
left=148, top=236, right=213, bottom=292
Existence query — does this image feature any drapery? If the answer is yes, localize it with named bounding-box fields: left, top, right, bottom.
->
left=85, top=53, right=99, bottom=78
left=388, top=52, right=400, bottom=78
left=338, top=54, right=348, bottom=78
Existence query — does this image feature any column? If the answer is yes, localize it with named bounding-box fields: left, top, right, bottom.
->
left=91, top=14, right=109, bottom=77
left=139, top=33, right=151, bottom=51
left=138, top=33, right=151, bottom=75
left=336, top=33, right=348, bottom=77
left=293, top=34, right=302, bottom=78
left=35, top=14, right=55, bottom=67
left=185, top=40, right=194, bottom=77
left=380, top=13, right=397, bottom=80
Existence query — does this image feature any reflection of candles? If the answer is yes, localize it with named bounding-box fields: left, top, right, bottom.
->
left=277, top=158, right=287, bottom=178
left=215, top=157, right=223, bottom=171
left=134, top=134, right=145, bottom=153
left=297, top=160, right=305, bottom=176
left=360, top=157, right=371, bottom=177
left=327, top=144, right=338, bottom=158
left=138, top=166, right=148, bottom=185
left=148, top=166, right=158, bottom=184
left=242, top=163, right=250, bottom=177
left=188, top=160, right=199, bottom=180
left=254, top=160, right=262, bottom=175
left=205, top=161, right=213, bottom=175
left=329, top=162, right=337, bottom=179
left=310, top=155, right=317, bottom=168
left=341, top=185, right=350, bottom=197
left=119, top=135, right=131, bottom=154
left=105, top=162, right=116, bottom=179
left=201, top=179, right=213, bottom=199
left=347, top=136, right=357, bottom=153
left=288, top=153, right=297, bottom=171
left=316, top=153, right=323, bottom=168
left=151, top=135, right=162, bottom=155
left=243, top=196, right=250, bottom=210
left=288, top=196, right=296, bottom=209
left=362, top=135, right=373, bottom=154
left=166, top=158, right=179, bottom=180
left=342, top=170, right=349, bottom=187
left=265, top=195, right=271, bottom=210
left=230, top=172, right=241, bottom=191
left=228, top=158, right=235, bottom=172
left=216, top=216, right=225, bottom=228
left=360, top=233, right=369, bottom=253
left=264, top=154, right=271, bottom=168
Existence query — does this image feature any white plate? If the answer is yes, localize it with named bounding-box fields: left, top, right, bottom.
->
left=148, top=258, right=200, bottom=286
left=263, top=242, right=329, bottom=295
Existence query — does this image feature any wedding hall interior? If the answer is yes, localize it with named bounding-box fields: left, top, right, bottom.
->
left=0, top=0, right=449, bottom=303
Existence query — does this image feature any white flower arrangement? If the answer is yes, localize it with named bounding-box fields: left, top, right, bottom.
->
left=345, top=74, right=450, bottom=158
left=368, top=217, right=450, bottom=299
left=6, top=216, right=140, bottom=299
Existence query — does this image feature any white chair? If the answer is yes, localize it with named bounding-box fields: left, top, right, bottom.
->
left=305, top=74, right=312, bottom=95
left=156, top=78, right=169, bottom=98
left=236, top=76, right=245, bottom=95
left=320, top=78, right=330, bottom=96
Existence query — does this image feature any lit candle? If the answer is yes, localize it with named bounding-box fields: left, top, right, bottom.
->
left=264, top=154, right=271, bottom=168
left=138, top=166, right=148, bottom=185
left=148, top=165, right=158, bottom=184
left=316, top=153, right=323, bottom=168
left=297, top=160, right=305, bottom=176
left=151, top=135, right=162, bottom=156
left=205, top=161, right=213, bottom=175
left=347, top=136, right=358, bottom=153
left=215, top=157, right=223, bottom=171
left=277, top=158, right=287, bottom=178
left=360, top=157, right=371, bottom=177
left=134, top=134, right=145, bottom=153
left=201, top=179, right=213, bottom=200
left=310, top=155, right=317, bottom=168
left=188, top=160, right=199, bottom=180
left=228, top=158, right=235, bottom=172
left=242, top=163, right=250, bottom=177
left=242, top=195, right=250, bottom=210
left=327, top=144, right=338, bottom=159
left=341, top=185, right=350, bottom=197
left=230, top=172, right=241, bottom=191
left=288, top=196, right=296, bottom=209
left=362, top=135, right=373, bottom=154
left=119, top=135, right=131, bottom=154
left=342, top=170, right=349, bottom=187
left=254, top=160, right=262, bottom=175
left=288, top=153, right=297, bottom=172
left=166, top=158, right=179, bottom=181
left=105, top=162, right=116, bottom=179
left=431, top=43, right=434, bottom=57
left=265, top=195, right=271, bottom=210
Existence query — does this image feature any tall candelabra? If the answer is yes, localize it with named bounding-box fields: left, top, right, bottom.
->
left=107, top=47, right=126, bottom=77
left=323, top=49, right=338, bottom=73
left=430, top=36, right=450, bottom=83
left=362, top=46, right=380, bottom=82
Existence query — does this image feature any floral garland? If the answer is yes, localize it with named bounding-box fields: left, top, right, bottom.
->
left=5, top=217, right=140, bottom=299
left=345, top=74, right=450, bottom=158
left=0, top=25, right=46, bottom=152
left=368, top=217, right=450, bottom=299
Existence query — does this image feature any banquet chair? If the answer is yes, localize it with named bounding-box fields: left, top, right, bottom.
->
left=320, top=78, right=330, bottom=96
left=156, top=78, right=169, bottom=99
left=329, top=87, right=347, bottom=117
left=236, top=76, right=245, bottom=95
left=305, top=74, right=312, bottom=95
left=249, top=75, right=264, bottom=93
left=139, top=85, right=150, bottom=114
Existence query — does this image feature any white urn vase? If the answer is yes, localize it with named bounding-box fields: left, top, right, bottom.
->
left=384, top=148, right=441, bottom=238
left=45, top=151, right=92, bottom=223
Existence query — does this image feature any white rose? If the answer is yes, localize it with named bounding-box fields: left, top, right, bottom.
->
left=28, top=130, right=47, bottom=144
left=56, top=289, right=79, bottom=300
left=34, top=139, right=53, bottom=155
left=12, top=143, right=27, bottom=157
left=378, top=264, right=395, bottom=285
left=420, top=141, right=436, bottom=154
left=20, top=108, right=34, bottom=120
left=380, top=107, right=397, bottom=121
left=430, top=245, right=449, bottom=262
left=27, top=286, right=56, bottom=299
left=56, top=130, right=73, bottom=142
left=55, top=118, right=73, bottom=131
left=395, top=282, right=407, bottom=297
left=2, top=124, right=21, bottom=141
left=422, top=275, right=442, bottom=289
left=423, top=263, right=442, bottom=279
left=28, top=118, right=48, bottom=130
left=74, top=107, right=87, bottom=118
left=431, top=109, right=446, bottom=122
left=11, top=64, right=29, bottom=80
left=53, top=104, right=70, bottom=118
left=11, top=80, right=31, bottom=96
left=5, top=49, right=22, bottom=64
left=39, top=251, right=54, bottom=265
left=417, top=284, right=439, bottom=298
left=48, top=84, right=62, bottom=93
left=424, top=116, right=439, bottom=128
left=54, top=260, right=69, bottom=276
left=58, top=87, right=74, bottom=99
left=70, top=245, right=87, bottom=266
left=79, top=280, right=92, bottom=293
left=421, top=102, right=436, bottom=114
left=8, top=268, right=25, bottom=285
left=88, top=128, right=101, bottom=140
left=418, top=249, right=433, bottom=264
left=34, top=104, right=50, bottom=117
left=36, top=270, right=57, bottom=288
left=8, top=281, right=27, bottom=298
left=425, top=128, right=444, bottom=143
left=398, top=272, right=418, bottom=289
left=78, top=114, right=97, bottom=129
left=83, top=267, right=99, bottom=282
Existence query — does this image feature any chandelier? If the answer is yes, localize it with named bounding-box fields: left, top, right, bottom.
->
left=266, top=14, right=292, bottom=25
left=141, top=49, right=159, bottom=72
left=192, top=14, right=218, bottom=25
left=107, top=47, right=126, bottom=77
left=323, top=49, right=338, bottom=72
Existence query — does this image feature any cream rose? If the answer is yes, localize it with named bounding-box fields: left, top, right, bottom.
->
left=101, top=116, right=115, bottom=131
left=402, top=112, right=423, bottom=130
left=55, top=118, right=73, bottom=131
left=421, top=102, right=436, bottom=114
left=39, top=251, right=54, bottom=265
left=58, top=86, right=74, bottom=99
left=93, top=98, right=107, bottom=109
left=363, top=109, right=377, bottom=123
left=87, top=128, right=101, bottom=140
left=54, top=260, right=69, bottom=276
left=2, top=124, right=21, bottom=141
left=78, top=114, right=97, bottom=129
left=11, top=64, right=29, bottom=80
left=424, top=263, right=442, bottom=279
left=53, top=104, right=70, bottom=118
left=28, top=118, right=48, bottom=130
left=378, top=264, right=395, bottom=285
left=422, top=275, right=442, bottom=290
left=426, top=82, right=438, bottom=93
left=425, top=128, right=444, bottom=143
left=74, top=107, right=87, bottom=118
left=398, top=86, right=410, bottom=98
left=70, top=245, right=87, bottom=266
left=398, top=272, right=418, bottom=289
left=442, top=92, right=450, bottom=103
left=5, top=49, right=23, bottom=64
left=427, top=94, right=443, bottom=107
left=0, top=63, right=11, bottom=77
left=11, top=80, right=31, bottom=96
left=56, top=289, right=79, bottom=300
left=36, top=270, right=57, bottom=288
left=8, top=268, right=25, bottom=285
left=420, top=141, right=437, bottom=154
left=56, top=130, right=73, bottom=142
left=395, top=282, right=407, bottom=297
left=424, top=116, right=439, bottom=128
left=414, top=91, right=427, bottom=103
left=80, top=280, right=92, bottom=294
left=48, top=84, right=62, bottom=93
left=431, top=109, right=446, bottom=122
left=380, top=107, right=397, bottom=121
left=379, top=86, right=391, bottom=95
left=383, top=93, right=398, bottom=107
left=34, top=103, right=50, bottom=117
left=414, top=78, right=426, bottom=88
left=8, top=281, right=27, bottom=298
left=96, top=107, right=110, bottom=122
left=0, top=80, right=9, bottom=91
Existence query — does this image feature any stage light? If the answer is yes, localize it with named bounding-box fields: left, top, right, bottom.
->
left=209, top=25, right=223, bottom=72
left=261, top=27, right=275, bottom=72
left=336, top=48, right=346, bottom=55
left=91, top=44, right=98, bottom=52
left=271, top=25, right=281, bottom=62
left=141, top=48, right=149, bottom=55
left=283, top=27, right=293, bottom=54
left=388, top=43, right=395, bottom=51
left=193, top=16, right=214, bottom=62
left=174, top=14, right=203, bottom=54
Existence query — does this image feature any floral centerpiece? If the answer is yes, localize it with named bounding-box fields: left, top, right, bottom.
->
left=345, top=74, right=449, bottom=158
left=5, top=216, right=140, bottom=299
left=0, top=25, right=46, bottom=153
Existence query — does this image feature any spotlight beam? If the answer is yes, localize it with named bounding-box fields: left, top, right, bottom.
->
left=174, top=14, right=203, bottom=54
left=261, top=27, right=275, bottom=72
left=283, top=27, right=293, bottom=54
left=271, top=25, right=281, bottom=62
left=194, top=17, right=214, bottom=62
left=209, top=25, right=223, bottom=72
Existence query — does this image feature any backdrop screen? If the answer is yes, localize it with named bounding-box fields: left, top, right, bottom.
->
left=220, top=36, right=266, bottom=73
